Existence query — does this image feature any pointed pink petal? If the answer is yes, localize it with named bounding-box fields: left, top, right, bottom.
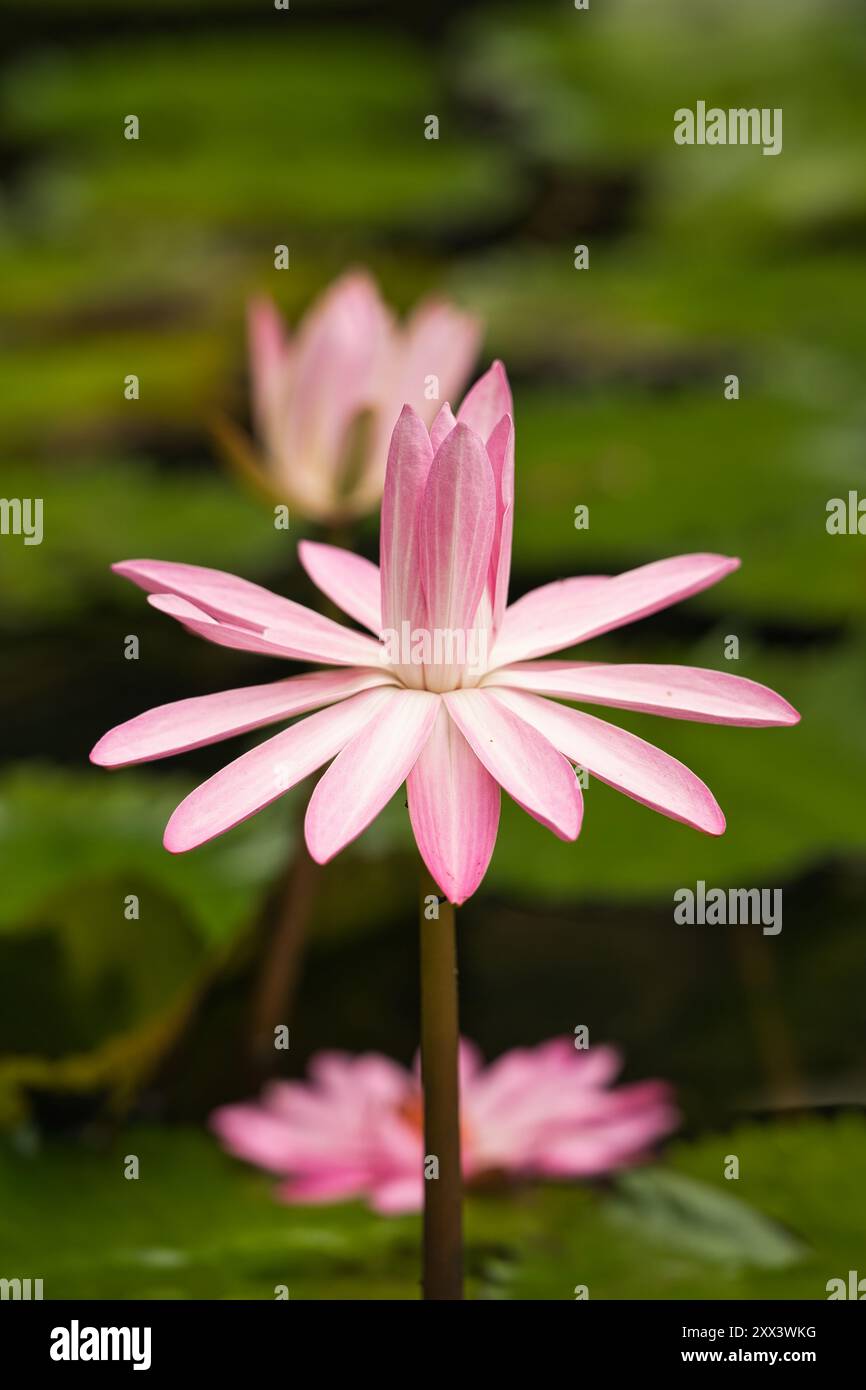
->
left=115, top=558, right=310, bottom=630
left=369, top=298, right=480, bottom=475
left=407, top=704, right=500, bottom=904
left=485, top=413, right=515, bottom=631
left=369, top=1176, right=424, bottom=1214
left=260, top=619, right=383, bottom=668
left=279, top=1170, right=374, bottom=1206
left=143, top=587, right=383, bottom=667
left=163, top=686, right=394, bottom=852
left=400, top=299, right=481, bottom=424
left=456, top=360, right=513, bottom=443
left=489, top=578, right=608, bottom=668
left=468, top=1042, right=622, bottom=1130
left=489, top=662, right=800, bottom=727
left=442, top=689, right=582, bottom=841
left=490, top=688, right=725, bottom=835
left=304, top=689, right=439, bottom=863
left=379, top=406, right=434, bottom=633
left=289, top=270, right=394, bottom=488
left=429, top=402, right=457, bottom=452
left=90, top=668, right=395, bottom=768
left=458, top=1038, right=486, bottom=1087
left=247, top=297, right=289, bottom=437
left=297, top=540, right=382, bottom=633
left=211, top=1103, right=298, bottom=1174
left=491, top=554, right=740, bottom=666
left=354, top=302, right=481, bottom=512
left=420, top=422, right=496, bottom=635
left=412, top=1038, right=484, bottom=1090
left=536, top=1082, right=679, bottom=1175
left=116, top=557, right=382, bottom=662
left=146, top=593, right=315, bottom=660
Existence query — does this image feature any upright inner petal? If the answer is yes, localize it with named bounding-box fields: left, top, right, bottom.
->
left=379, top=406, right=433, bottom=686
left=485, top=413, right=515, bottom=635
left=418, top=423, right=496, bottom=692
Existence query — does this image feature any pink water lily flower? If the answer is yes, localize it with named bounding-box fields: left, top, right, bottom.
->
left=246, top=270, right=480, bottom=519
left=91, top=361, right=799, bottom=903
left=210, top=1038, right=679, bottom=1214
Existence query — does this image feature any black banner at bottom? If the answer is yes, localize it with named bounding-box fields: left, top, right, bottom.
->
left=0, top=1298, right=860, bottom=1374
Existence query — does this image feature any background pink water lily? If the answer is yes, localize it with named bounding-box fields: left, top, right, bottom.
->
left=247, top=270, right=480, bottom=519
left=91, top=362, right=799, bottom=904
left=211, top=1038, right=679, bottom=1214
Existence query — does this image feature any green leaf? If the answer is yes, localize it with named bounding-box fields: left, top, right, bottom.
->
left=607, top=1168, right=802, bottom=1267
left=1, top=1118, right=862, bottom=1298
left=0, top=878, right=207, bottom=1127
left=504, top=1116, right=866, bottom=1299
left=0, top=1128, right=417, bottom=1299
left=0, top=463, right=295, bottom=624
left=0, top=765, right=287, bottom=944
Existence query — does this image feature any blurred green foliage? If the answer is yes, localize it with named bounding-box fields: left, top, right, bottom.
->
left=0, top=462, right=295, bottom=622
left=0, top=766, right=285, bottom=1125
left=459, top=0, right=866, bottom=246
left=1, top=1117, right=860, bottom=1298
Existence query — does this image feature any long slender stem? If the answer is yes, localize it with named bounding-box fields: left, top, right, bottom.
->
left=419, top=872, right=463, bottom=1300
left=245, top=524, right=348, bottom=1073
left=248, top=818, right=319, bottom=1073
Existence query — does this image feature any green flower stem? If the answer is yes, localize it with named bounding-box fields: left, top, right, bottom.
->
left=246, top=521, right=351, bottom=1072
left=419, top=870, right=464, bottom=1300
left=248, top=824, right=319, bottom=1072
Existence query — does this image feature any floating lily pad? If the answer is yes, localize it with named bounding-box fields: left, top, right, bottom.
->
left=0, top=1117, right=861, bottom=1298
left=0, top=765, right=286, bottom=943
left=505, top=1115, right=866, bottom=1299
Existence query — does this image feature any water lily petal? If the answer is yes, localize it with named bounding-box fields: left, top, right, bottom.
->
left=490, top=688, right=725, bottom=835
left=143, top=586, right=382, bottom=667
left=492, top=554, right=740, bottom=666
left=298, top=540, right=382, bottom=633
left=456, top=359, right=513, bottom=443
left=420, top=422, right=496, bottom=636
left=164, top=686, right=394, bottom=852
left=429, top=402, right=457, bottom=453
left=443, top=689, right=582, bottom=841
left=90, top=668, right=394, bottom=768
left=486, top=412, right=515, bottom=632
left=407, top=703, right=500, bottom=904
left=489, top=661, right=800, bottom=726
left=305, top=689, right=439, bottom=863
left=379, top=405, right=434, bottom=636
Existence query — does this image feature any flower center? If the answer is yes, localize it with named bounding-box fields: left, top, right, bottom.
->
left=395, top=1093, right=424, bottom=1135
left=378, top=621, right=490, bottom=692
left=395, top=1092, right=472, bottom=1148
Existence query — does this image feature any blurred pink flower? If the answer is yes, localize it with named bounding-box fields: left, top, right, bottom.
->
left=246, top=270, right=480, bottom=520
left=91, top=360, right=799, bottom=902
left=210, top=1038, right=680, bottom=1214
